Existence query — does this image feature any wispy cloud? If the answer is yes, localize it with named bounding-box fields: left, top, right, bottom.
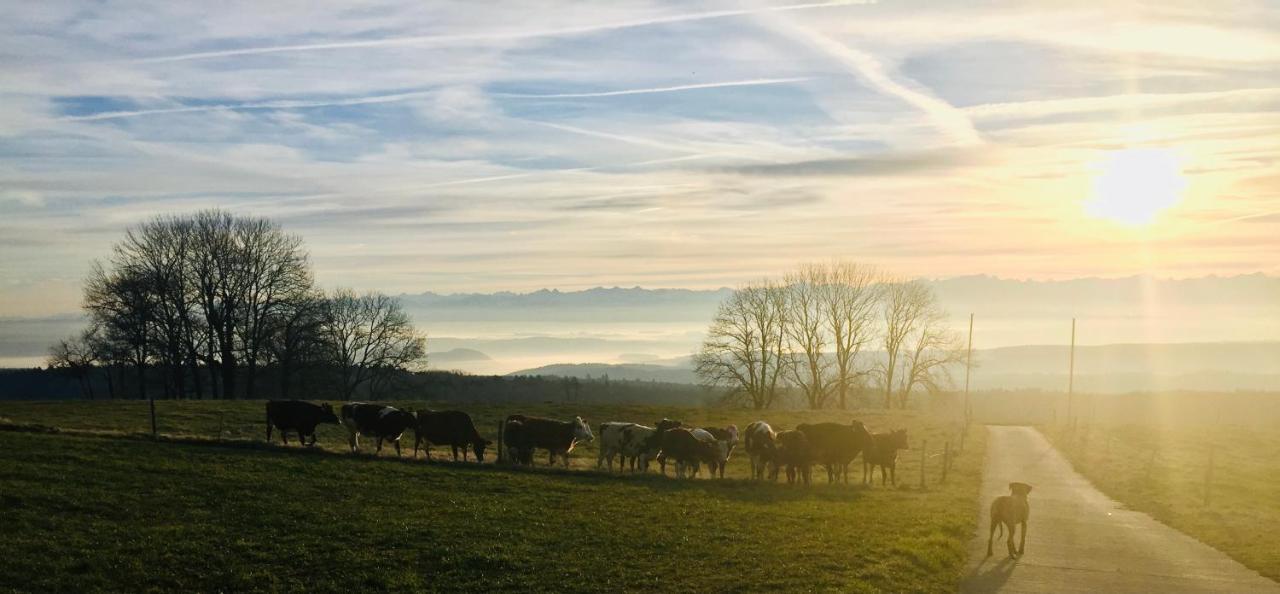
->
left=494, top=77, right=810, bottom=99
left=136, top=1, right=874, bottom=63
left=765, top=16, right=982, bottom=145
left=59, top=89, right=440, bottom=121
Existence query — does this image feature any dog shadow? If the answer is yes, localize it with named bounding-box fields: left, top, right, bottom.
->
left=961, top=555, right=1018, bottom=592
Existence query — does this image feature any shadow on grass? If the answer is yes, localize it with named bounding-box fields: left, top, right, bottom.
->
left=0, top=421, right=901, bottom=504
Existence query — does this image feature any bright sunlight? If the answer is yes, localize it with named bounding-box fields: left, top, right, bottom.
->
left=1086, top=148, right=1188, bottom=226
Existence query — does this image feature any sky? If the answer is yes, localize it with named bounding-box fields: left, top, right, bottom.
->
left=2, top=0, right=1279, bottom=318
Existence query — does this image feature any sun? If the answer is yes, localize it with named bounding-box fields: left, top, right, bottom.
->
left=1085, top=148, right=1187, bottom=226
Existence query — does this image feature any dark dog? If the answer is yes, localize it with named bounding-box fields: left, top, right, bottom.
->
left=987, top=482, right=1032, bottom=558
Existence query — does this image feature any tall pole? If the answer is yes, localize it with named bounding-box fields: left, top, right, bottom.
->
left=963, top=313, right=974, bottom=422
left=1067, top=318, right=1076, bottom=428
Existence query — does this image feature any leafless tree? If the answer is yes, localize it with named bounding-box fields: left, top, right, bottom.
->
left=266, top=290, right=328, bottom=400
left=47, top=326, right=102, bottom=400
left=819, top=261, right=883, bottom=409
left=895, top=310, right=963, bottom=408
left=70, top=210, right=351, bottom=401
left=878, top=279, right=956, bottom=408
left=233, top=217, right=313, bottom=400
left=322, top=289, right=427, bottom=400
left=694, top=281, right=789, bottom=410
left=784, top=265, right=832, bottom=409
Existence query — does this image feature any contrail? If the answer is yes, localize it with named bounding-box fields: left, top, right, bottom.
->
left=137, top=1, right=874, bottom=63
left=59, top=89, right=438, bottom=121
left=494, top=77, right=810, bottom=99
left=765, top=17, right=982, bottom=145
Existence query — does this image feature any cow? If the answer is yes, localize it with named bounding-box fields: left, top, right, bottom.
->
left=340, top=403, right=417, bottom=456
left=775, top=430, right=813, bottom=485
left=265, top=400, right=339, bottom=446
left=691, top=425, right=739, bottom=478
left=744, top=421, right=777, bottom=480
left=412, top=409, right=491, bottom=462
left=501, top=419, right=536, bottom=466
left=654, top=427, right=720, bottom=479
left=597, top=422, right=659, bottom=472
left=864, top=429, right=909, bottom=486
left=796, top=420, right=874, bottom=484
left=502, top=414, right=594, bottom=467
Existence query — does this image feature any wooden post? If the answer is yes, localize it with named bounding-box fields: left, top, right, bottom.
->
left=919, top=439, right=927, bottom=489
left=217, top=410, right=224, bottom=441
left=942, top=441, right=951, bottom=483
left=1067, top=318, right=1076, bottom=430
left=148, top=396, right=157, bottom=439
left=1204, top=443, right=1216, bottom=506
left=496, top=420, right=505, bottom=464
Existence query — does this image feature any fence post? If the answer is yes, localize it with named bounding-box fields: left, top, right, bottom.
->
left=216, top=410, right=225, bottom=441
left=941, top=441, right=950, bottom=483
left=148, top=397, right=157, bottom=439
left=919, top=439, right=927, bottom=490
left=1204, top=443, right=1216, bottom=506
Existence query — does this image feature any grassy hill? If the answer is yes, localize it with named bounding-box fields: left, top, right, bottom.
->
left=0, top=400, right=984, bottom=592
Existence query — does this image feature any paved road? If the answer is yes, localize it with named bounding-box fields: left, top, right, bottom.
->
left=961, top=426, right=1280, bottom=593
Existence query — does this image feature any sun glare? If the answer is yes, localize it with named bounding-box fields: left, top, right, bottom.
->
left=1085, top=148, right=1187, bottom=227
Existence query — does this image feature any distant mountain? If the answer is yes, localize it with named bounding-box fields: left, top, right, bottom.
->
left=428, top=348, right=491, bottom=364
left=509, top=341, right=1280, bottom=393
left=509, top=363, right=698, bottom=384
left=398, top=286, right=732, bottom=322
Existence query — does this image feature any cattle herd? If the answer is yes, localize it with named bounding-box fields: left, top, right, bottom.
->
left=265, top=399, right=911, bottom=486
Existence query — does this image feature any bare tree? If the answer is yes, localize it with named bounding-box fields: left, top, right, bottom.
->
left=819, top=261, right=883, bottom=409
left=895, top=310, right=963, bottom=408
left=47, top=326, right=102, bottom=400
left=694, top=281, right=789, bottom=410
left=266, top=290, right=327, bottom=400
left=322, top=289, right=427, bottom=400
left=784, top=265, right=832, bottom=409
left=878, top=280, right=955, bottom=408
left=233, top=218, right=313, bottom=400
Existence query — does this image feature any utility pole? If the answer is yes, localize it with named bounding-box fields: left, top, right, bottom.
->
left=1067, top=318, right=1076, bottom=429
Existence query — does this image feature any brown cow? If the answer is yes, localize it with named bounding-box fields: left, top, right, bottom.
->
left=796, top=420, right=874, bottom=484
left=775, top=430, right=813, bottom=485
left=503, top=414, right=594, bottom=467
left=413, top=409, right=491, bottom=462
left=864, top=429, right=909, bottom=486
left=654, top=427, right=720, bottom=479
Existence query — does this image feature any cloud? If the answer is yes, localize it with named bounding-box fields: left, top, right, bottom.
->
left=135, top=1, right=873, bottom=63
left=762, top=15, right=982, bottom=146
left=59, top=89, right=441, bottom=121
left=494, top=77, right=810, bottom=99
left=722, top=149, right=977, bottom=177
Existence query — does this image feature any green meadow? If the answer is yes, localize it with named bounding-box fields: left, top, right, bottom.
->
left=0, top=400, right=983, bottom=592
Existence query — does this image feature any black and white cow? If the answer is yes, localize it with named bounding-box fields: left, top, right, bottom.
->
left=744, top=420, right=778, bottom=480
left=340, top=403, right=417, bottom=456
left=265, top=400, right=339, bottom=446
left=597, top=422, right=659, bottom=472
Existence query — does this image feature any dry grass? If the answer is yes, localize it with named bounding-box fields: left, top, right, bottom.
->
left=1045, top=422, right=1280, bottom=581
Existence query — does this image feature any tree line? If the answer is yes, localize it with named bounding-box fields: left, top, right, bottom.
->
left=47, top=211, right=426, bottom=401
left=694, top=262, right=961, bottom=410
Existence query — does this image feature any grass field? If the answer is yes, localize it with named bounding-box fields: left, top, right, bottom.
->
left=1045, top=423, right=1280, bottom=581
left=0, top=400, right=984, bottom=592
